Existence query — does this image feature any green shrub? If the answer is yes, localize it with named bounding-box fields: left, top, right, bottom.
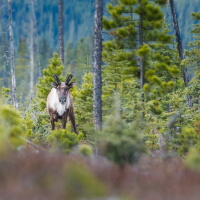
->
left=185, top=147, right=200, bottom=170
left=0, top=105, right=25, bottom=152
left=47, top=127, right=82, bottom=153
left=96, top=112, right=147, bottom=167
left=79, top=144, right=93, bottom=156
left=65, top=163, right=105, bottom=199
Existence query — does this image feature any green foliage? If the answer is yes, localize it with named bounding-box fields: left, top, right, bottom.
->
left=74, top=58, right=93, bottom=132
left=185, top=147, right=200, bottom=170
left=97, top=105, right=146, bottom=167
left=47, top=125, right=81, bottom=154
left=137, top=44, right=150, bottom=57
left=0, top=105, right=25, bottom=152
left=170, top=127, right=200, bottom=155
left=15, top=38, right=30, bottom=99
left=37, top=53, right=64, bottom=110
left=65, top=38, right=93, bottom=86
left=65, top=163, right=105, bottom=199
left=79, top=144, right=93, bottom=156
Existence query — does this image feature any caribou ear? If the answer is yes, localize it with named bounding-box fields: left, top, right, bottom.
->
left=51, top=82, right=58, bottom=89
left=68, top=82, right=76, bottom=88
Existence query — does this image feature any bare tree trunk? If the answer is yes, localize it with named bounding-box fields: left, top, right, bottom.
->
left=0, top=0, right=8, bottom=88
left=30, top=20, right=34, bottom=96
left=169, top=0, right=192, bottom=108
left=59, top=0, right=64, bottom=64
left=93, top=0, right=103, bottom=130
left=139, top=0, right=144, bottom=117
left=30, top=0, right=41, bottom=77
left=8, top=0, right=18, bottom=109
left=169, top=103, right=172, bottom=113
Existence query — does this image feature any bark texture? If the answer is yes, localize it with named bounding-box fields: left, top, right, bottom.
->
left=31, top=0, right=41, bottom=77
left=0, top=0, right=8, bottom=88
left=93, top=0, right=103, bottom=130
left=139, top=0, right=144, bottom=90
left=169, top=0, right=189, bottom=86
left=30, top=20, right=34, bottom=96
left=8, top=0, right=18, bottom=109
left=139, top=0, right=144, bottom=118
left=59, top=0, right=64, bottom=64
left=169, top=0, right=192, bottom=108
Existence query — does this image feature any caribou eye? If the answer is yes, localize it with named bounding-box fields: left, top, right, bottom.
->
left=64, top=87, right=69, bottom=91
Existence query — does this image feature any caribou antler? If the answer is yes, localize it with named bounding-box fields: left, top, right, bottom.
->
left=53, top=74, right=61, bottom=85
left=65, top=74, right=73, bottom=85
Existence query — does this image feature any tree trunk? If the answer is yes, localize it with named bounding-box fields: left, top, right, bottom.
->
left=30, top=20, right=34, bottom=96
left=169, top=0, right=189, bottom=87
left=0, top=0, right=8, bottom=88
left=59, top=0, right=64, bottom=64
left=139, top=0, right=144, bottom=90
left=8, top=0, right=18, bottom=109
left=93, top=0, right=103, bottom=130
left=30, top=0, right=41, bottom=77
left=139, top=0, right=144, bottom=117
left=169, top=0, right=192, bottom=108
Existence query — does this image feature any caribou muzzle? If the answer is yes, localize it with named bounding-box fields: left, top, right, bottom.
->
left=59, top=97, right=66, bottom=104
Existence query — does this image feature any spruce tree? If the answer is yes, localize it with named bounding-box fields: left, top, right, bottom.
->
left=36, top=53, right=64, bottom=110
left=74, top=57, right=93, bottom=132
left=15, top=38, right=30, bottom=100
left=145, top=16, right=182, bottom=114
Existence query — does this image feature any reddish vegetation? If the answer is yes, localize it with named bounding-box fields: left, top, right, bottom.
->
left=194, top=121, right=200, bottom=134
left=0, top=151, right=200, bottom=200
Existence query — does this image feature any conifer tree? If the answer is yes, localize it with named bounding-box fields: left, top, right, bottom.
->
left=103, top=0, right=169, bottom=119
left=74, top=58, right=93, bottom=129
left=39, top=38, right=53, bottom=72
left=145, top=16, right=182, bottom=114
left=103, top=0, right=167, bottom=80
left=15, top=38, right=30, bottom=100
left=36, top=53, right=64, bottom=110
left=185, top=11, right=200, bottom=108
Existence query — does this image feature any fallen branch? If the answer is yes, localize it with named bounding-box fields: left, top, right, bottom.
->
left=19, top=136, right=46, bottom=152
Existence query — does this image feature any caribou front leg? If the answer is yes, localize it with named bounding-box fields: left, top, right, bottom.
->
left=69, top=109, right=78, bottom=135
left=62, top=112, right=68, bottom=129
left=50, top=118, right=55, bottom=130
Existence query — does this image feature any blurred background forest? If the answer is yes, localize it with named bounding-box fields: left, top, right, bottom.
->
left=0, top=0, right=200, bottom=90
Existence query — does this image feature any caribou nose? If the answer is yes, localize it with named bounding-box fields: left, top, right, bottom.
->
left=59, top=98, right=66, bottom=104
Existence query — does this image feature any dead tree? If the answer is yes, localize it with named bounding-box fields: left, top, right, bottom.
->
left=93, top=0, right=103, bottom=130
left=59, top=0, right=64, bottom=64
left=139, top=0, right=144, bottom=118
left=30, top=20, right=34, bottom=96
left=169, top=0, right=192, bottom=108
left=0, top=0, right=8, bottom=88
left=30, top=0, right=41, bottom=77
left=8, top=0, right=18, bottom=109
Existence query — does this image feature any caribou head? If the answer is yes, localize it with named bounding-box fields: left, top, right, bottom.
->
left=51, top=74, right=75, bottom=105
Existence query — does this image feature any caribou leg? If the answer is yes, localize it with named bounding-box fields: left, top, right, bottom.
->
left=62, top=113, right=68, bottom=129
left=50, top=118, right=55, bottom=130
left=69, top=109, right=78, bottom=135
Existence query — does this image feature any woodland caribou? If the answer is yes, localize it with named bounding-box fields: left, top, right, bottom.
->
left=46, top=74, right=78, bottom=135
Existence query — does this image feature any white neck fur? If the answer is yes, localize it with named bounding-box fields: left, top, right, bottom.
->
left=49, top=88, right=70, bottom=116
